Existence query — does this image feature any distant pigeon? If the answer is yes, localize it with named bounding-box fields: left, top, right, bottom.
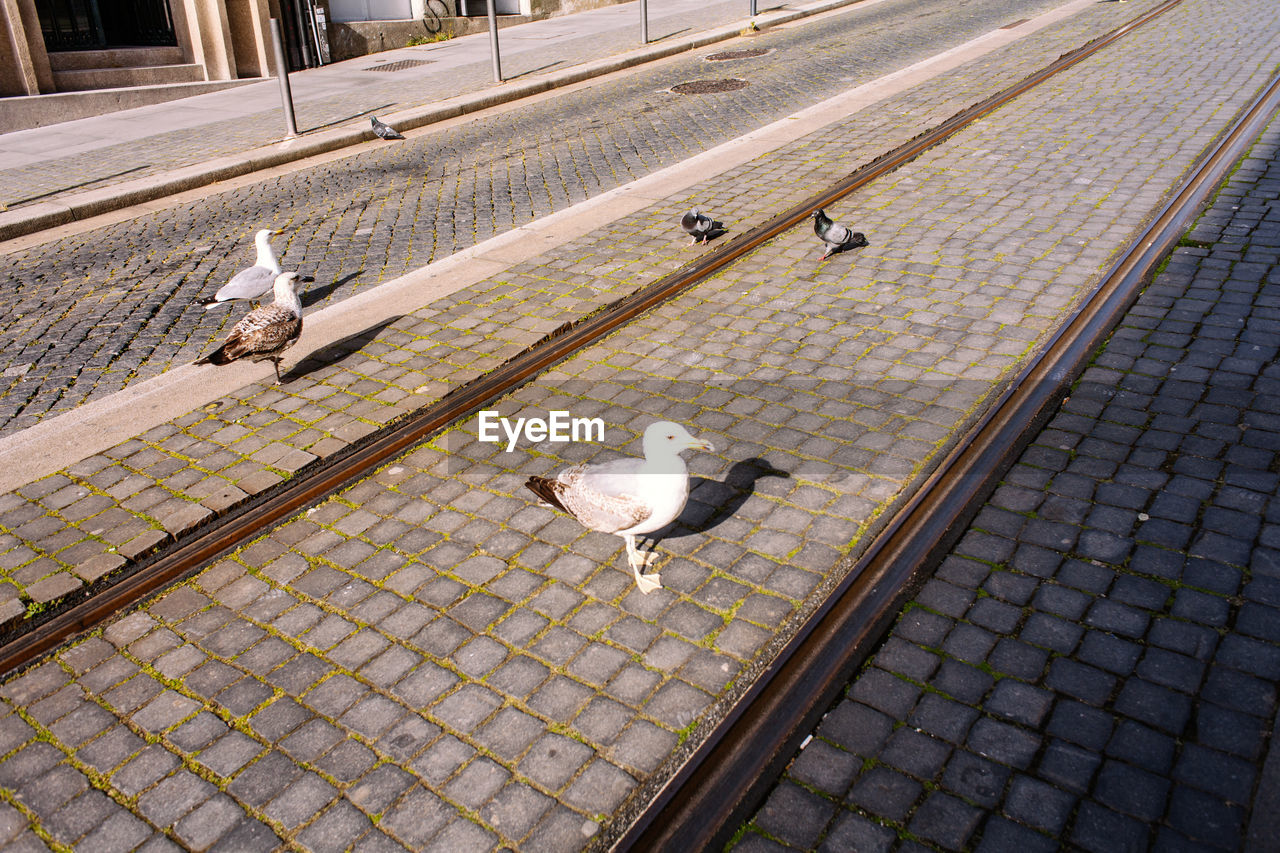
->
left=681, top=209, right=718, bottom=245
left=525, top=421, right=715, bottom=593
left=199, top=229, right=283, bottom=310
left=196, top=272, right=312, bottom=382
left=371, top=116, right=405, bottom=140
left=813, top=208, right=869, bottom=259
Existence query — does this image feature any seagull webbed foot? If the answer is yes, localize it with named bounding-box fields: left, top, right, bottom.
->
left=626, top=543, right=662, bottom=593
left=632, top=564, right=662, bottom=594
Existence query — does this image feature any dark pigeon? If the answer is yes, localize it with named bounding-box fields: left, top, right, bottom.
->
left=371, top=116, right=405, bottom=140
left=812, top=208, right=868, bottom=259
left=680, top=209, right=725, bottom=245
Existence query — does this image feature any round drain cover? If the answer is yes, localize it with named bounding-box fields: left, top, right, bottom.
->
left=705, top=47, right=769, bottom=61
left=671, top=79, right=749, bottom=94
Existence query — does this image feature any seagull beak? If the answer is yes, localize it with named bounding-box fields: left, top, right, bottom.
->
left=300, top=275, right=315, bottom=283
left=689, top=437, right=716, bottom=453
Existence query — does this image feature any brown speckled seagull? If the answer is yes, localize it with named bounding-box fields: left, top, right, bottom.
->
left=196, top=271, right=311, bottom=382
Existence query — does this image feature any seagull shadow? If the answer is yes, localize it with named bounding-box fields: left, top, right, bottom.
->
left=279, top=315, right=403, bottom=383
left=659, top=457, right=791, bottom=540
left=301, top=271, right=363, bottom=309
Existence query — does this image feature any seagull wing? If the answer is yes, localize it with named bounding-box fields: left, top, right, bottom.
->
left=554, top=460, right=653, bottom=534
left=211, top=265, right=275, bottom=305
left=219, top=305, right=302, bottom=361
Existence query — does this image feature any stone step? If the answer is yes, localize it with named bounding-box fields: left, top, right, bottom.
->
left=46, top=46, right=186, bottom=72
left=53, top=62, right=205, bottom=92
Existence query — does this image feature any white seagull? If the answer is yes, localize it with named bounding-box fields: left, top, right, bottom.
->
left=525, top=421, right=715, bottom=593
left=196, top=271, right=311, bottom=382
left=199, top=229, right=284, bottom=310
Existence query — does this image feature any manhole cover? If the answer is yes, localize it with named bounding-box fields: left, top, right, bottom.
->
left=705, top=47, right=769, bottom=61
left=363, top=58, right=432, bottom=72
left=670, top=79, right=749, bottom=94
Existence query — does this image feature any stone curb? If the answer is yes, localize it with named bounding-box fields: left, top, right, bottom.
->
left=0, top=0, right=855, bottom=244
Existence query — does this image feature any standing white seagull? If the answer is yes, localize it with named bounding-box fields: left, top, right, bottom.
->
left=525, top=421, right=715, bottom=593
left=196, top=271, right=311, bottom=382
left=199, top=229, right=284, bottom=310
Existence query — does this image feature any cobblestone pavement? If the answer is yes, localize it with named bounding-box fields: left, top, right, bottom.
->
left=0, top=0, right=769, bottom=210
left=0, top=0, right=1069, bottom=436
left=2, top=0, right=1277, bottom=850
left=732, top=84, right=1280, bottom=853
left=0, top=0, right=1163, bottom=645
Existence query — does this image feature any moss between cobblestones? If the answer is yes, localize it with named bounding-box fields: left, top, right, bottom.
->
left=0, top=785, right=74, bottom=852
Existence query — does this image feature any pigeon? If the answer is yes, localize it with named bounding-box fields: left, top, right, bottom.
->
left=371, top=116, right=405, bottom=140
left=525, top=421, right=715, bottom=593
left=196, top=272, right=312, bottom=382
left=199, top=229, right=283, bottom=310
left=812, top=208, right=869, bottom=259
left=680, top=209, right=718, bottom=245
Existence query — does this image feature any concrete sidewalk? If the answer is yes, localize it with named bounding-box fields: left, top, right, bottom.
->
left=0, top=0, right=852, bottom=242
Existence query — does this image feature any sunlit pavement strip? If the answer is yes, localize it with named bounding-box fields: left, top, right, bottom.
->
left=1, top=0, right=1277, bottom=850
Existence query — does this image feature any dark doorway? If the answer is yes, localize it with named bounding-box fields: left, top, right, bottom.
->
left=37, top=0, right=177, bottom=51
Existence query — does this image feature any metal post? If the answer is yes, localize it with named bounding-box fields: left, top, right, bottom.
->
left=640, top=0, right=648, bottom=44
left=486, top=0, right=502, bottom=82
left=269, top=19, right=299, bottom=139
left=749, top=0, right=757, bottom=16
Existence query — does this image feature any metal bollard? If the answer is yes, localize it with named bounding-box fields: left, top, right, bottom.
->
left=640, top=0, right=648, bottom=44
left=269, top=19, right=299, bottom=138
left=487, top=0, right=502, bottom=82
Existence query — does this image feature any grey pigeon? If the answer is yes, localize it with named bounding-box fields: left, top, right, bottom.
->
left=199, top=229, right=283, bottom=310
left=681, top=209, right=717, bottom=245
left=371, top=116, right=405, bottom=140
left=813, top=208, right=869, bottom=259
left=197, top=272, right=313, bottom=382
left=525, top=421, right=715, bottom=593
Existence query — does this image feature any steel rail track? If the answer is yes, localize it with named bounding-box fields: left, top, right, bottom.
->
left=615, top=36, right=1280, bottom=853
left=0, top=0, right=1193, bottom=778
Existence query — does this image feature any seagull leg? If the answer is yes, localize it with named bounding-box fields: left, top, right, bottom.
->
left=272, top=358, right=283, bottom=383
left=625, top=535, right=662, bottom=594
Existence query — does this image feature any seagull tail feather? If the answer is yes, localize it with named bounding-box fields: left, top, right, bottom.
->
left=524, top=476, right=569, bottom=514
left=195, top=346, right=233, bottom=366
